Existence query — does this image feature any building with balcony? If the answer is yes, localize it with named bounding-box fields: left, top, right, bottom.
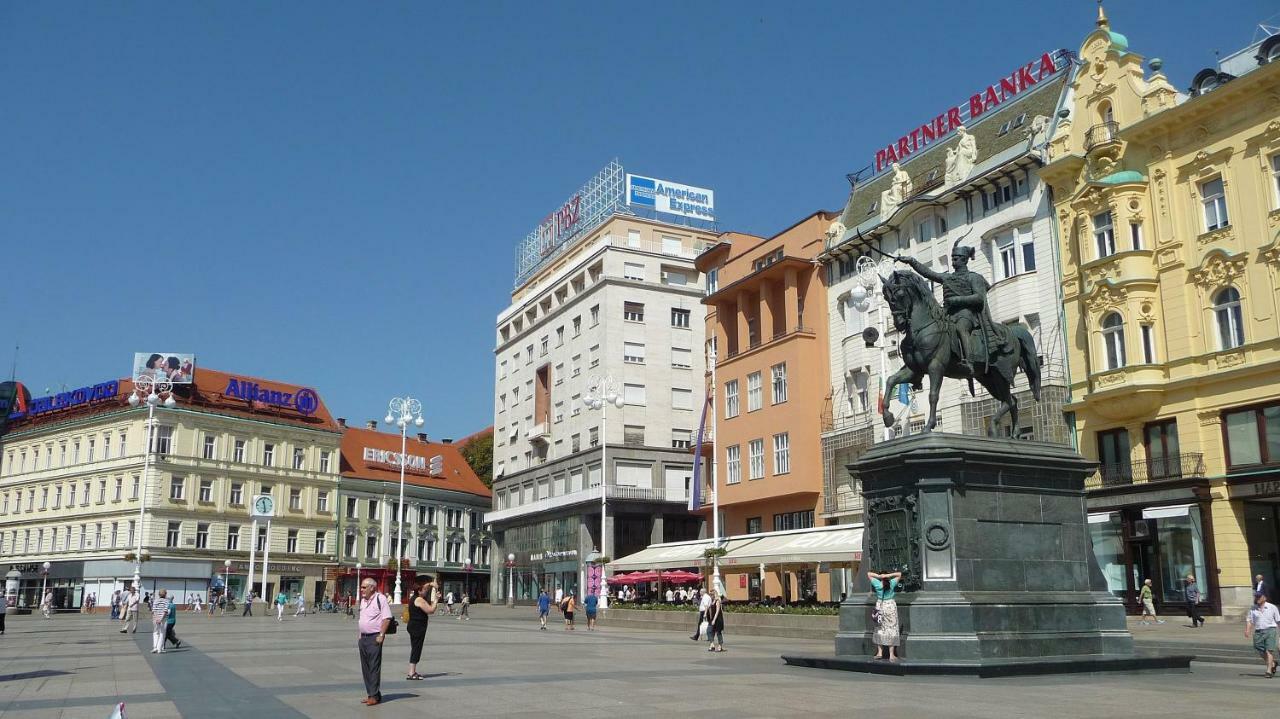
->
left=335, top=423, right=492, bottom=601
left=488, top=171, right=716, bottom=602
left=694, top=211, right=841, bottom=601
left=0, top=368, right=342, bottom=609
left=1040, top=8, right=1280, bottom=617
left=820, top=47, right=1075, bottom=532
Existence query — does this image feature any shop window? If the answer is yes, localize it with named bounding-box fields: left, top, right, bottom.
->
left=1224, top=402, right=1280, bottom=468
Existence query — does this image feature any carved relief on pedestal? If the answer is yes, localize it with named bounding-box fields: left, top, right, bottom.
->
left=1085, top=283, right=1129, bottom=315
left=1095, top=370, right=1127, bottom=387
left=1188, top=250, right=1248, bottom=290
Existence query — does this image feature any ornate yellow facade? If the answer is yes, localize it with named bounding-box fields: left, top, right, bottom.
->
left=1043, top=8, right=1280, bottom=616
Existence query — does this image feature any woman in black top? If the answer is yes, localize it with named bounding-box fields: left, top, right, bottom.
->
left=406, top=578, right=439, bottom=680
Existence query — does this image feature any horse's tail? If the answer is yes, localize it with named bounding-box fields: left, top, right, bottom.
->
left=1016, top=326, right=1042, bottom=401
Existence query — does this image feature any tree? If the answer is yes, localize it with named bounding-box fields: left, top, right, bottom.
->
left=459, top=432, right=494, bottom=488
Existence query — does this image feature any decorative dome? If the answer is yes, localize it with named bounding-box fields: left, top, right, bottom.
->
left=1098, top=170, right=1145, bottom=185
left=1107, top=30, right=1129, bottom=55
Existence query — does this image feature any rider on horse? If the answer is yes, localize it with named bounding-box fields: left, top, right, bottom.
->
left=896, top=246, right=1005, bottom=375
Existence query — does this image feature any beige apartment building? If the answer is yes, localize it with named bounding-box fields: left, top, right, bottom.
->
left=0, top=368, right=342, bottom=608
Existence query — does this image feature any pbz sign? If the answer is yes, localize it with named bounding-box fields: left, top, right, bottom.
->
left=224, top=378, right=320, bottom=416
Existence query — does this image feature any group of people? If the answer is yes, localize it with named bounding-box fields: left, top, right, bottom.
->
left=354, top=577, right=442, bottom=706
left=687, top=587, right=726, bottom=652
left=534, top=588, right=599, bottom=631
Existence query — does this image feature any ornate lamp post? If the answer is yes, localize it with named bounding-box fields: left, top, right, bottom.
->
left=127, top=373, right=177, bottom=591
left=384, top=396, right=424, bottom=605
left=582, top=375, right=623, bottom=610
left=39, top=561, right=50, bottom=617
left=506, top=553, right=515, bottom=608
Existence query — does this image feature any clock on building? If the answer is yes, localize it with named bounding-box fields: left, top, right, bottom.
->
left=251, top=494, right=275, bottom=518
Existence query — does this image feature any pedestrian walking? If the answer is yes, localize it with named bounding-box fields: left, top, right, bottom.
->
left=1248, top=592, right=1280, bottom=677
left=119, top=587, right=140, bottom=633
left=110, top=590, right=121, bottom=620
left=560, top=593, right=576, bottom=630
left=691, top=588, right=710, bottom=641
left=356, top=578, right=392, bottom=707
left=445, top=590, right=455, bottom=616
left=406, top=579, right=439, bottom=681
left=294, top=593, right=307, bottom=618
left=705, top=589, right=725, bottom=652
left=1185, top=574, right=1205, bottom=628
left=457, top=593, right=470, bottom=621
left=191, top=594, right=202, bottom=614
left=40, top=590, right=53, bottom=619
left=150, top=590, right=171, bottom=654
left=584, top=591, right=598, bottom=631
left=1138, top=579, right=1164, bottom=624
left=868, top=570, right=903, bottom=662
left=0, top=592, right=7, bottom=635
left=242, top=590, right=255, bottom=617
left=537, top=589, right=550, bottom=630
left=143, top=592, right=152, bottom=610
left=275, top=590, right=288, bottom=621
left=1257, top=574, right=1270, bottom=599
left=164, top=597, right=182, bottom=650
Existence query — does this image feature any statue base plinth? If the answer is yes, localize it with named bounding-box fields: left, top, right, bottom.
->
left=785, top=433, right=1192, bottom=676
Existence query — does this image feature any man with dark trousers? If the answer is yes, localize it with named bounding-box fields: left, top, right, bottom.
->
left=356, top=578, right=391, bottom=706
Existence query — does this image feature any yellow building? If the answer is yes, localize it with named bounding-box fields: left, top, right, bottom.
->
left=1042, top=8, right=1280, bottom=617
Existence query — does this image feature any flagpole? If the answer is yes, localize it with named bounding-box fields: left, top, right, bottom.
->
left=710, top=347, right=723, bottom=596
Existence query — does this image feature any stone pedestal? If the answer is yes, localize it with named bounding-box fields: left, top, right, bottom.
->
left=783, top=433, right=1191, bottom=676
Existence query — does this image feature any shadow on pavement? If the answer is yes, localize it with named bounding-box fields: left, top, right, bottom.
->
left=0, top=670, right=72, bottom=682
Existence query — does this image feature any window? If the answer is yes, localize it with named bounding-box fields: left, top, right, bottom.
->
left=289, top=487, right=302, bottom=511
left=227, top=525, right=240, bottom=551
left=540, top=336, right=548, bottom=356
left=39, top=487, right=47, bottom=510
left=726, top=445, right=741, bottom=484
left=672, top=388, right=693, bottom=410
left=260, top=483, right=273, bottom=498
left=1141, top=324, right=1156, bottom=364
left=773, top=433, right=791, bottom=474
left=623, top=425, right=645, bottom=446
left=623, top=262, right=645, bottom=281
left=623, top=342, right=646, bottom=364
left=1224, top=403, right=1280, bottom=467
left=203, top=435, right=217, bottom=460
left=1129, top=222, right=1143, bottom=251
left=554, top=401, right=564, bottom=423
left=198, top=479, right=212, bottom=503
left=672, top=347, right=692, bottom=369
left=1102, top=313, right=1126, bottom=370
left=365, top=535, right=377, bottom=560
left=169, top=476, right=184, bottom=500
left=286, top=530, right=298, bottom=553
left=499, top=360, right=507, bottom=379
left=58, top=444, right=65, bottom=466
left=293, top=447, right=305, bottom=470
left=624, top=302, right=645, bottom=322
left=747, top=372, right=762, bottom=412
left=706, top=268, right=719, bottom=295
left=368, top=499, right=378, bottom=520
left=1214, top=287, right=1245, bottom=350
left=771, top=363, right=788, bottom=404
left=661, top=235, right=683, bottom=255
left=195, top=523, right=209, bottom=549
left=624, top=383, right=646, bottom=406
left=131, top=475, right=140, bottom=499
left=317, top=491, right=329, bottom=512
left=997, top=234, right=1017, bottom=279
left=590, top=304, right=600, bottom=326
left=745, top=438, right=766, bottom=479
left=1097, top=428, right=1131, bottom=481
left=589, top=426, right=599, bottom=447
left=230, top=482, right=243, bottom=505
left=773, top=511, right=815, bottom=531
left=69, top=485, right=76, bottom=506
left=126, top=520, right=135, bottom=548
left=556, top=326, right=565, bottom=347
left=671, top=308, right=691, bottom=328
left=746, top=517, right=762, bottom=534
left=233, top=439, right=246, bottom=463
left=1144, top=420, right=1181, bottom=480
left=113, top=477, right=123, bottom=501
left=45, top=444, right=54, bottom=467
left=72, top=441, right=79, bottom=463
left=166, top=522, right=180, bottom=548
left=573, top=316, right=582, bottom=336
left=526, top=344, right=534, bottom=364
left=262, top=443, right=275, bottom=466
left=109, top=523, right=117, bottom=548
left=118, top=432, right=127, bottom=457
left=320, top=451, right=331, bottom=473
left=1272, top=154, right=1280, bottom=207
left=1094, top=211, right=1116, bottom=258
left=53, top=485, right=61, bottom=509
left=1201, top=177, right=1229, bottom=231
left=346, top=497, right=358, bottom=519
left=725, top=380, right=739, bottom=418
left=259, top=526, right=270, bottom=553
left=590, top=345, right=600, bottom=368
left=152, top=424, right=172, bottom=452
left=87, top=438, right=95, bottom=462
left=97, top=479, right=107, bottom=503
left=314, top=531, right=327, bottom=555
left=627, top=229, right=642, bottom=247
left=662, top=269, right=688, bottom=286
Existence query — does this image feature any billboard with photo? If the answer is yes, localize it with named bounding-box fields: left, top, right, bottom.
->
left=132, top=352, right=196, bottom=384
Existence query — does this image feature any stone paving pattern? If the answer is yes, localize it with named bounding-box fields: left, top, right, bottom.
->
left=0, top=605, right=1275, bottom=718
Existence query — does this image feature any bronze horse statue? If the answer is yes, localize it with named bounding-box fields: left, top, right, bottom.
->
left=880, top=269, right=1041, bottom=435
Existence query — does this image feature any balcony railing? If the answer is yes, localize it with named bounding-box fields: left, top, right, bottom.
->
left=724, top=327, right=815, bottom=361
left=485, top=484, right=689, bottom=524
left=1085, top=121, right=1120, bottom=152
left=1090, top=452, right=1205, bottom=489
left=907, top=164, right=944, bottom=199
left=687, top=428, right=714, bottom=445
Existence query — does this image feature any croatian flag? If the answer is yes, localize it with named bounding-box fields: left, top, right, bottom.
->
left=688, top=393, right=712, bottom=511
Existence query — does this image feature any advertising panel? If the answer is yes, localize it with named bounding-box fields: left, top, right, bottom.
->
left=626, top=174, right=715, bottom=220
left=132, top=352, right=196, bottom=384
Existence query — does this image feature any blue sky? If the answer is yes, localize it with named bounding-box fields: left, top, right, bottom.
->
left=2, top=1, right=1273, bottom=438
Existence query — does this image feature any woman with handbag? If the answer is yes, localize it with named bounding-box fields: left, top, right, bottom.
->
left=405, top=579, right=439, bottom=681
left=868, top=570, right=902, bottom=662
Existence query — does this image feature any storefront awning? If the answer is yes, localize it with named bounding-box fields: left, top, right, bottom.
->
left=720, top=526, right=863, bottom=567
left=608, top=536, right=762, bottom=571
left=1143, top=504, right=1192, bottom=519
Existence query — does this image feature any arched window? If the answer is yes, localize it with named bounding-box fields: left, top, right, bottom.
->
left=1098, top=100, right=1114, bottom=125
left=1102, top=313, right=1126, bottom=370
left=1214, top=287, right=1245, bottom=350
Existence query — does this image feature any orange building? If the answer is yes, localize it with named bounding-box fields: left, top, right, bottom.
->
left=695, top=211, right=840, bottom=601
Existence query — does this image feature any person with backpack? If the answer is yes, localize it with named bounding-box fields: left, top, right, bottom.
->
left=560, top=593, right=576, bottom=630
left=356, top=578, right=392, bottom=706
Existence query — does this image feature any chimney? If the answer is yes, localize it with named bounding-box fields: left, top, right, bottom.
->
left=416, top=433, right=429, bottom=442
left=366, top=420, right=377, bottom=430
left=336, top=417, right=347, bottom=428
left=442, top=438, right=453, bottom=445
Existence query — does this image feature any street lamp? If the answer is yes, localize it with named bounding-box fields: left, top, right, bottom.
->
left=506, top=553, right=515, bottom=608
left=223, top=559, right=231, bottom=612
left=384, top=395, right=424, bottom=605
left=582, top=375, right=623, bottom=611
left=40, top=561, right=50, bottom=618
left=355, top=562, right=362, bottom=603
left=463, top=559, right=473, bottom=600
left=128, top=372, right=177, bottom=592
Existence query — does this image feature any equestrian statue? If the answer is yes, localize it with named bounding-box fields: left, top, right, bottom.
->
left=882, top=244, right=1042, bottom=436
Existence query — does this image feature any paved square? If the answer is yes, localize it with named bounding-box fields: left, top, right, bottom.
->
left=0, top=607, right=1275, bottom=718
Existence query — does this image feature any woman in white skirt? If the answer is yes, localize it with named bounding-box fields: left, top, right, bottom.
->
left=868, top=570, right=903, bottom=662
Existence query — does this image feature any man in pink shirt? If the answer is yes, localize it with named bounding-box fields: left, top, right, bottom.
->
left=357, top=578, right=392, bottom=706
